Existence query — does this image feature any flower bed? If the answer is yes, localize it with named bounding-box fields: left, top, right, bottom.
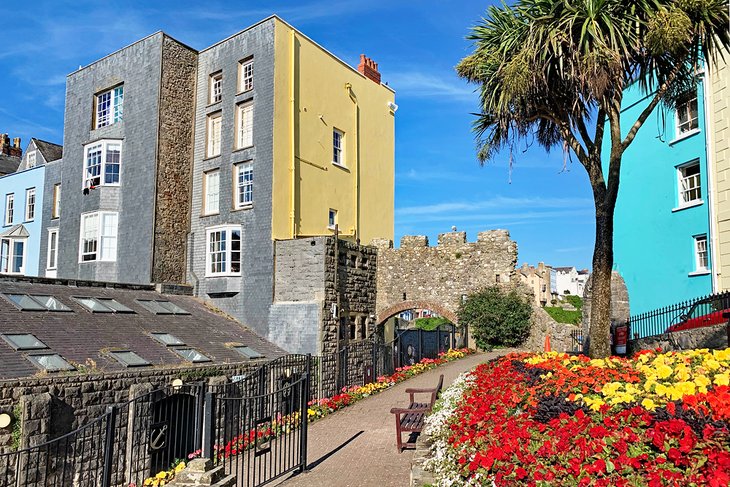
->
left=424, top=349, right=730, bottom=486
left=137, top=348, right=475, bottom=486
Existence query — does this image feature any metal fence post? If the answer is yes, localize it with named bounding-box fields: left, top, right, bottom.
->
left=202, top=392, right=216, bottom=460
left=101, top=405, right=117, bottom=487
left=299, top=371, right=310, bottom=473
left=193, top=383, right=205, bottom=451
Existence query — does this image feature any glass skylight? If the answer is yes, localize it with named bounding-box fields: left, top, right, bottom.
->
left=74, top=297, right=114, bottom=313
left=26, top=354, right=75, bottom=372
left=31, top=296, right=71, bottom=312
left=96, top=298, right=135, bottom=313
left=174, top=348, right=211, bottom=363
left=1, top=333, right=48, bottom=351
left=109, top=350, right=150, bottom=367
left=232, top=346, right=264, bottom=359
left=4, top=294, right=48, bottom=311
left=137, top=300, right=190, bottom=315
left=151, top=333, right=186, bottom=347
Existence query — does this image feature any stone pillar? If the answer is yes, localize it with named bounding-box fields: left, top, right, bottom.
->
left=19, top=393, right=52, bottom=449
left=126, top=383, right=155, bottom=484
left=581, top=271, right=629, bottom=353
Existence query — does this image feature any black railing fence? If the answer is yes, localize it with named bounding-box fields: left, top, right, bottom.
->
left=629, top=290, right=730, bottom=339
left=0, top=325, right=466, bottom=486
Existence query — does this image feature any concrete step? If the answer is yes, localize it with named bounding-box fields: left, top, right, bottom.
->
left=212, top=473, right=238, bottom=487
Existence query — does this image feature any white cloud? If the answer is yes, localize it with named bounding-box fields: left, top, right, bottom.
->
left=396, top=196, right=593, bottom=217
left=387, top=70, right=475, bottom=100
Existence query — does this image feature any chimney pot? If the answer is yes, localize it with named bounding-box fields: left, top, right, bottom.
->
left=357, top=54, right=382, bottom=85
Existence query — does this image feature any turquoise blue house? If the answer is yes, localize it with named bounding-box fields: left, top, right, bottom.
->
left=611, top=76, right=713, bottom=315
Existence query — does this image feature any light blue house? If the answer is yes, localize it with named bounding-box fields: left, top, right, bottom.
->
left=611, top=75, right=713, bottom=315
left=0, top=139, right=62, bottom=276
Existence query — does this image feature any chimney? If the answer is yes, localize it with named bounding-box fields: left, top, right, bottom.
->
left=0, top=134, right=22, bottom=158
left=358, top=54, right=381, bottom=84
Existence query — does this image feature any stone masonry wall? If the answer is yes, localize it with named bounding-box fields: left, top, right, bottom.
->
left=374, top=230, right=518, bottom=322
left=630, top=323, right=728, bottom=353
left=581, top=271, right=630, bottom=353
left=152, top=36, right=198, bottom=284
left=0, top=361, right=262, bottom=452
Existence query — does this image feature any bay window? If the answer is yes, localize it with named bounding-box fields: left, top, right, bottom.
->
left=83, top=140, right=122, bottom=188
left=0, top=237, right=26, bottom=274
left=205, top=225, right=241, bottom=276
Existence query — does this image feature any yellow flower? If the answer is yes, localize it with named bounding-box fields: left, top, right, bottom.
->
left=714, top=372, right=729, bottom=387
left=656, top=364, right=673, bottom=380
left=641, top=398, right=657, bottom=410
left=175, top=462, right=186, bottom=473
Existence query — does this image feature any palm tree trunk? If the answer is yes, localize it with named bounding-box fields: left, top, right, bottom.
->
left=588, top=199, right=615, bottom=358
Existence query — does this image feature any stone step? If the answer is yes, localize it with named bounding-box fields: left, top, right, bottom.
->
left=212, top=473, right=238, bottom=487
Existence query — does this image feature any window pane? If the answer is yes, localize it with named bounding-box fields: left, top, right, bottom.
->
left=48, top=230, right=58, bottom=269
left=155, top=301, right=190, bottom=315
left=12, top=240, right=24, bottom=273
left=241, top=60, right=254, bottom=91
left=27, top=354, right=74, bottom=372
left=138, top=300, right=173, bottom=315
left=174, top=348, right=211, bottom=363
left=113, top=86, right=124, bottom=123
left=231, top=229, right=241, bottom=273
left=75, top=297, right=114, bottom=313
left=32, top=295, right=71, bottom=312
left=207, top=114, right=222, bottom=157
left=233, top=346, right=263, bottom=359
left=210, top=73, right=222, bottom=104
left=238, top=103, right=253, bottom=148
left=104, top=144, right=121, bottom=184
left=237, top=163, right=253, bottom=206
left=85, top=145, right=103, bottom=187
left=25, top=189, right=35, bottom=221
left=96, top=298, right=134, bottom=313
left=110, top=351, right=149, bottom=367
left=205, top=171, right=220, bottom=214
left=81, top=213, right=99, bottom=261
left=96, top=91, right=111, bottom=128
left=0, top=239, right=9, bottom=273
left=100, top=213, right=118, bottom=261
left=151, top=332, right=186, bottom=346
left=4, top=294, right=46, bottom=311
left=52, top=184, right=61, bottom=218
left=1, top=333, right=48, bottom=350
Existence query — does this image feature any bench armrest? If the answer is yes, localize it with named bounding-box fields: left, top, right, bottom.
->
left=404, top=387, right=437, bottom=394
left=390, top=407, right=429, bottom=415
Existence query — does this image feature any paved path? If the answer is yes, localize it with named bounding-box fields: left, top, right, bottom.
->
left=275, top=350, right=511, bottom=487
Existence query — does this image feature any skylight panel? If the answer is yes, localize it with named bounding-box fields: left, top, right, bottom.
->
left=151, top=333, right=186, bottom=347
left=1, top=333, right=48, bottom=351
left=31, top=295, right=71, bottom=312
left=96, top=298, right=135, bottom=313
left=232, top=346, right=264, bottom=359
left=155, top=301, right=190, bottom=315
left=173, top=348, right=211, bottom=363
left=74, top=297, right=114, bottom=313
left=109, top=350, right=150, bottom=367
left=26, top=353, right=75, bottom=372
left=137, top=299, right=190, bottom=315
left=3, top=294, right=47, bottom=311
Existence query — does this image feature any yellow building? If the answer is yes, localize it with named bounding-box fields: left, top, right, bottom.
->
left=708, top=47, right=730, bottom=290
left=272, top=18, right=396, bottom=244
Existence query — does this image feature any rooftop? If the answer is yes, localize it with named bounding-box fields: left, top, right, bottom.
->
left=0, top=154, right=20, bottom=175
left=0, top=276, right=286, bottom=380
left=32, top=138, right=63, bottom=163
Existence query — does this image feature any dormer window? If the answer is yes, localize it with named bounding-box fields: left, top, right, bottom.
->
left=27, top=151, right=36, bottom=168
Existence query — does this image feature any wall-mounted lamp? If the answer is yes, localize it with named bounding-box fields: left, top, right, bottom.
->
left=387, top=101, right=398, bottom=112
left=0, top=413, right=11, bottom=429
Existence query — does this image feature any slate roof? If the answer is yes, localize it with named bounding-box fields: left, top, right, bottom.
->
left=0, top=155, right=20, bottom=175
left=0, top=276, right=287, bottom=380
left=32, top=138, right=63, bottom=163
left=554, top=267, right=576, bottom=273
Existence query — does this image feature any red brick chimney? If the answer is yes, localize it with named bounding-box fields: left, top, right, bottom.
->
left=0, top=134, right=22, bottom=158
left=358, top=54, right=381, bottom=84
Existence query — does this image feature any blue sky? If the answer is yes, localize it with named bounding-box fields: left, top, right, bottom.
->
left=0, top=0, right=596, bottom=269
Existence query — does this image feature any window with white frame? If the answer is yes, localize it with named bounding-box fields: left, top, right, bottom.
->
left=206, top=226, right=241, bottom=276
left=83, top=140, right=122, bottom=188
left=678, top=160, right=701, bottom=206
left=95, top=85, right=124, bottom=129
left=27, top=151, right=36, bottom=168
left=236, top=101, right=253, bottom=149
left=5, top=194, right=13, bottom=226
left=239, top=58, right=253, bottom=92
left=0, top=237, right=26, bottom=274
left=694, top=235, right=708, bottom=272
left=235, top=162, right=253, bottom=208
left=52, top=184, right=61, bottom=219
left=203, top=170, right=220, bottom=215
left=79, top=212, right=118, bottom=262
left=676, top=89, right=699, bottom=135
left=25, top=188, right=35, bottom=221
left=47, top=229, right=58, bottom=270
left=209, top=72, right=223, bottom=104
left=333, top=129, right=344, bottom=166
left=328, top=208, right=337, bottom=229
left=207, top=112, right=222, bottom=158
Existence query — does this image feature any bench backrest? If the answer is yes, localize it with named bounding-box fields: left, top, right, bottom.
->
left=430, top=374, right=445, bottom=407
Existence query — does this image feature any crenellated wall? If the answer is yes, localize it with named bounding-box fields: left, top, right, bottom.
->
left=374, top=230, right=518, bottom=323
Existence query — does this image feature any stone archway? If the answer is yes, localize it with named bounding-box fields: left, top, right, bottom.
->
left=376, top=300, right=458, bottom=325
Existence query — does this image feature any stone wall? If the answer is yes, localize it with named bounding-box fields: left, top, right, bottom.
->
left=151, top=36, right=197, bottom=284
left=524, top=302, right=581, bottom=353
left=630, top=324, right=728, bottom=353
left=375, top=230, right=518, bottom=323
left=0, top=361, right=263, bottom=452
left=581, top=271, right=630, bottom=352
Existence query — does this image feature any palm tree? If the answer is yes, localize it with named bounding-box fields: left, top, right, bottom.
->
left=457, top=0, right=729, bottom=357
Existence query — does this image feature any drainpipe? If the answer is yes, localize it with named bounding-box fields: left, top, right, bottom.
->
left=702, top=71, right=719, bottom=292
left=290, top=28, right=297, bottom=239
left=345, top=83, right=359, bottom=242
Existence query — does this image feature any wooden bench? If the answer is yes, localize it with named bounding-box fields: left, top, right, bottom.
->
left=390, top=374, right=444, bottom=452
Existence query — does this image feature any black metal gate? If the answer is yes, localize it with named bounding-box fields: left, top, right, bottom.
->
left=204, top=372, right=309, bottom=487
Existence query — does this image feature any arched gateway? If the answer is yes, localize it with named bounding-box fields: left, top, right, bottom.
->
left=372, top=230, right=518, bottom=325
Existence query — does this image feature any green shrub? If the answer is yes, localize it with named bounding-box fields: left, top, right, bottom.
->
left=564, top=295, right=583, bottom=310
left=413, top=316, right=452, bottom=331
left=458, top=286, right=532, bottom=348
left=544, top=306, right=582, bottom=325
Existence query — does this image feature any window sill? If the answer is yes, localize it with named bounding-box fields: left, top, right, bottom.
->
left=332, top=162, right=349, bottom=171
left=205, top=273, right=242, bottom=279
left=232, top=146, right=254, bottom=153
left=203, top=155, right=221, bottom=162
left=22, top=220, right=34, bottom=224
left=206, top=101, right=222, bottom=109
left=669, top=128, right=700, bottom=146
left=201, top=212, right=220, bottom=217
left=672, top=200, right=704, bottom=212
left=236, top=89, right=253, bottom=97
left=688, top=269, right=711, bottom=277
left=232, top=204, right=253, bottom=212
left=327, top=225, right=337, bottom=231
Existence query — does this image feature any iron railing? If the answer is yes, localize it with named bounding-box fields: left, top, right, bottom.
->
left=629, top=290, right=730, bottom=339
